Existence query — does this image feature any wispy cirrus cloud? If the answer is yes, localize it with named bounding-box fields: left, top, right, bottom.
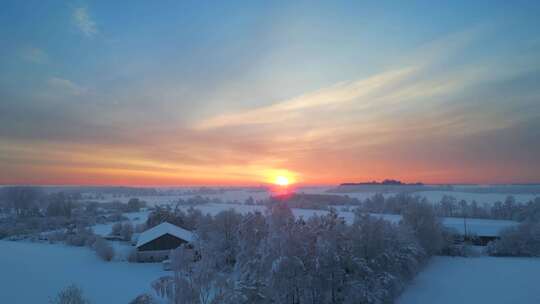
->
left=48, top=77, right=87, bottom=96
left=73, top=7, right=98, bottom=37
left=20, top=47, right=49, bottom=64
left=194, top=26, right=537, bottom=141
left=195, top=67, right=417, bottom=129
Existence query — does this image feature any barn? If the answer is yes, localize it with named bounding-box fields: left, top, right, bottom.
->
left=135, top=222, right=194, bottom=262
left=443, top=217, right=518, bottom=246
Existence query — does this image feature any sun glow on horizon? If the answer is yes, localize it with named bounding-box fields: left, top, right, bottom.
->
left=263, top=168, right=298, bottom=187
left=274, top=175, right=290, bottom=186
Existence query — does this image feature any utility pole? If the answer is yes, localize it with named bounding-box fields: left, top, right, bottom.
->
left=463, top=213, right=468, bottom=241
left=461, top=200, right=468, bottom=242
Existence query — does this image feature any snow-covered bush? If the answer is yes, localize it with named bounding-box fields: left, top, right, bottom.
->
left=49, top=284, right=90, bottom=304
left=94, top=237, right=114, bottom=261
left=127, top=248, right=139, bottom=263
left=487, top=222, right=540, bottom=257
left=121, top=222, right=134, bottom=241
left=47, top=231, right=67, bottom=243
left=128, top=293, right=158, bottom=304
left=110, top=221, right=135, bottom=241
left=66, top=227, right=96, bottom=247
left=111, top=222, right=122, bottom=235
left=127, top=198, right=146, bottom=212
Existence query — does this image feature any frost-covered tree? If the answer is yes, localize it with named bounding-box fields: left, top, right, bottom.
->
left=401, top=201, right=444, bottom=255
left=111, top=222, right=122, bottom=235
left=487, top=221, right=540, bottom=257
left=516, top=198, right=540, bottom=222
left=127, top=198, right=146, bottom=212
left=46, top=193, right=74, bottom=217
left=149, top=203, right=433, bottom=304
left=122, top=222, right=134, bottom=241
left=153, top=242, right=228, bottom=304
left=129, top=293, right=159, bottom=304
left=439, top=195, right=457, bottom=217
left=49, top=284, right=90, bottom=304
left=3, top=186, right=43, bottom=217
left=94, top=237, right=114, bottom=261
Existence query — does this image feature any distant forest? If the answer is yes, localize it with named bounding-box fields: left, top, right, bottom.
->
left=340, top=179, right=424, bottom=186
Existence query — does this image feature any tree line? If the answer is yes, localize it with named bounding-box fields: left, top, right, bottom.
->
left=360, top=193, right=540, bottom=221
left=143, top=202, right=453, bottom=304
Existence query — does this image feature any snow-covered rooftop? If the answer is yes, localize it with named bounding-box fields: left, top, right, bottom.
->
left=136, top=222, right=194, bottom=248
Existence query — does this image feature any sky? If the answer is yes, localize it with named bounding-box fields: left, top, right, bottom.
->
left=1, top=0, right=540, bottom=186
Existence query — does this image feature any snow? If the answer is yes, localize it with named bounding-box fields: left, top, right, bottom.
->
left=170, top=203, right=518, bottom=237
left=136, top=222, right=194, bottom=248
left=0, top=240, right=165, bottom=303
left=92, top=210, right=150, bottom=236
left=88, top=202, right=517, bottom=240
left=0, top=188, right=532, bottom=303
left=90, top=187, right=540, bottom=209
left=439, top=217, right=517, bottom=236
left=87, top=191, right=271, bottom=206
left=415, top=191, right=538, bottom=205
left=397, top=256, right=540, bottom=304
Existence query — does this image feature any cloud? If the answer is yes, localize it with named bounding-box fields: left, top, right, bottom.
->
left=184, top=27, right=540, bottom=184
left=194, top=26, right=538, bottom=142
left=2, top=22, right=540, bottom=185
left=48, top=77, right=87, bottom=96
left=20, top=47, right=48, bottom=64
left=195, top=67, right=417, bottom=129
left=73, top=7, right=98, bottom=37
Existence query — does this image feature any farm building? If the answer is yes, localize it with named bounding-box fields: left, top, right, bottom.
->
left=442, top=217, right=517, bottom=246
left=135, top=222, right=194, bottom=262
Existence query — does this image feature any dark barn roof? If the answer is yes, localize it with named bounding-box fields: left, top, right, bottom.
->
left=136, top=222, right=194, bottom=251
left=137, top=233, right=188, bottom=252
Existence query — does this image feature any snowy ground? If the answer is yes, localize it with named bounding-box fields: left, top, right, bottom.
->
left=92, top=210, right=150, bottom=236
left=0, top=198, right=525, bottom=303
left=397, top=256, right=540, bottom=304
left=87, top=186, right=540, bottom=209
left=0, top=240, right=165, bottom=304
left=172, top=203, right=518, bottom=237
left=87, top=191, right=271, bottom=205
left=90, top=202, right=518, bottom=241
left=415, top=190, right=538, bottom=205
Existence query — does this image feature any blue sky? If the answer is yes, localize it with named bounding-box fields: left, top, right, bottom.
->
left=1, top=1, right=539, bottom=185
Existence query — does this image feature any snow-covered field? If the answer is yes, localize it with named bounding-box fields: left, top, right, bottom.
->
left=0, top=195, right=528, bottom=303
left=89, top=201, right=518, bottom=243
left=415, top=190, right=538, bottom=205
left=397, top=256, right=540, bottom=304
left=0, top=240, right=165, bottom=304
left=89, top=186, right=540, bottom=209
left=88, top=191, right=271, bottom=205
left=92, top=210, right=150, bottom=236
left=439, top=217, right=517, bottom=236
left=177, top=203, right=517, bottom=236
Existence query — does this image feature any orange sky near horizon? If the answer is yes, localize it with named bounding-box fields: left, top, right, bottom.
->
left=1, top=139, right=537, bottom=186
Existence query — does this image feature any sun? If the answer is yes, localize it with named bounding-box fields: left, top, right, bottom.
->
left=264, top=169, right=297, bottom=187
left=274, top=175, right=290, bottom=186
